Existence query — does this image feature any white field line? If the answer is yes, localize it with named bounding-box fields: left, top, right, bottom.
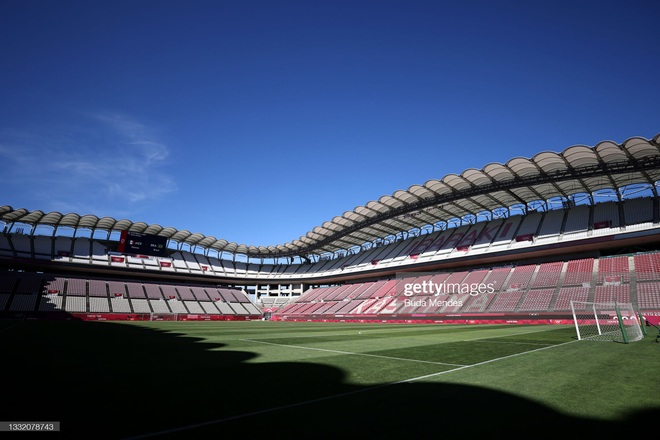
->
left=467, top=340, right=552, bottom=346
left=122, top=338, right=577, bottom=440
left=460, top=326, right=568, bottom=342
left=239, top=338, right=466, bottom=367
left=397, top=339, right=576, bottom=383
left=227, top=324, right=558, bottom=341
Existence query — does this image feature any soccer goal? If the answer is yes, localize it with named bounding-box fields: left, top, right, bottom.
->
left=570, top=301, right=643, bottom=343
left=150, top=313, right=180, bottom=321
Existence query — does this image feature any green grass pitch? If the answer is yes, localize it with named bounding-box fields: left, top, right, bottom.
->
left=1, top=320, right=658, bottom=439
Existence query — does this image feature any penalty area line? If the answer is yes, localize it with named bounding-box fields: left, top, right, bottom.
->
left=465, top=340, right=553, bottom=346
left=239, top=338, right=466, bottom=367
left=396, top=339, right=577, bottom=383
left=121, top=339, right=576, bottom=440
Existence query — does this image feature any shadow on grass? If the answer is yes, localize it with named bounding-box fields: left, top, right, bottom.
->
left=1, top=320, right=657, bottom=439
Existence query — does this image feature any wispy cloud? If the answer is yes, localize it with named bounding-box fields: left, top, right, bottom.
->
left=0, top=113, right=177, bottom=217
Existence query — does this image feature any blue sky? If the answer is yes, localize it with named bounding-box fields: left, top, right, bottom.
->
left=1, top=0, right=659, bottom=249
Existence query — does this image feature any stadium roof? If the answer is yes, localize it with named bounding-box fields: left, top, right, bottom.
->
left=2, top=133, right=660, bottom=259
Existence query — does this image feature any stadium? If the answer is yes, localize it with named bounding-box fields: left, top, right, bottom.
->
left=2, top=133, right=660, bottom=438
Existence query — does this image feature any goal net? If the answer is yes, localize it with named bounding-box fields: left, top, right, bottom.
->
left=570, top=301, right=643, bottom=343
left=150, top=313, right=180, bottom=321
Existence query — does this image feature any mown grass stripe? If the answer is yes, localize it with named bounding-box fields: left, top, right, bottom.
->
left=123, top=333, right=575, bottom=440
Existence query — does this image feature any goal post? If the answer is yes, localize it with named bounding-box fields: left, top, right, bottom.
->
left=149, top=312, right=180, bottom=321
left=570, top=301, right=643, bottom=343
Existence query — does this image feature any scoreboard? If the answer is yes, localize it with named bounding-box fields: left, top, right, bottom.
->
left=117, top=230, right=167, bottom=257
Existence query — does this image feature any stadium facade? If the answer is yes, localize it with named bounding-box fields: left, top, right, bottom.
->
left=1, top=133, right=660, bottom=324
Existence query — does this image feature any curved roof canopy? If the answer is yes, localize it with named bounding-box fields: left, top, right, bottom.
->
left=2, top=133, right=660, bottom=258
